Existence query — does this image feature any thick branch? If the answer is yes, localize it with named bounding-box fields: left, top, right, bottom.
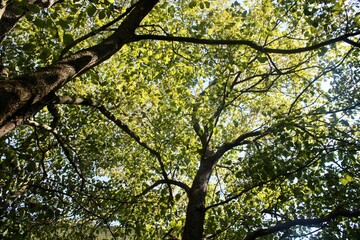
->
left=210, top=129, right=265, bottom=163
left=135, top=32, right=360, bottom=54
left=343, top=38, right=360, bottom=48
left=0, top=0, right=159, bottom=137
left=0, top=2, right=25, bottom=43
left=192, top=104, right=208, bottom=153
left=243, top=208, right=360, bottom=240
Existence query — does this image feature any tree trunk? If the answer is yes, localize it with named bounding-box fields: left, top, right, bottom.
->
left=0, top=0, right=159, bottom=137
left=182, top=159, right=214, bottom=240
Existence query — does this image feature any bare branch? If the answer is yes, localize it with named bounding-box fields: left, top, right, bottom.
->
left=343, top=38, right=360, bottom=48
left=137, top=179, right=190, bottom=198
left=135, top=32, right=360, bottom=54
left=47, top=103, right=60, bottom=128
left=243, top=208, right=360, bottom=240
left=31, top=183, right=104, bottom=220
left=53, top=95, right=165, bottom=172
left=192, top=104, right=208, bottom=152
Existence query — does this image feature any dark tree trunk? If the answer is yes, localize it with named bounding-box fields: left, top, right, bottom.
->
left=0, top=0, right=159, bottom=137
left=182, top=159, right=215, bottom=240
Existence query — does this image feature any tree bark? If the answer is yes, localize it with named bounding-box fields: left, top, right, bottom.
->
left=0, top=0, right=159, bottom=137
left=182, top=158, right=215, bottom=240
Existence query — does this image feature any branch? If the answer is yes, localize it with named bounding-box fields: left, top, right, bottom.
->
left=206, top=150, right=327, bottom=210
left=53, top=95, right=164, bottom=170
left=25, top=119, right=86, bottom=184
left=309, top=102, right=360, bottom=116
left=135, top=32, right=360, bottom=54
left=47, top=103, right=60, bottom=128
left=287, top=48, right=354, bottom=115
left=0, top=1, right=22, bottom=43
left=59, top=1, right=139, bottom=58
left=0, top=0, right=159, bottom=137
left=0, top=0, right=63, bottom=44
left=192, top=103, right=208, bottom=153
left=136, top=179, right=190, bottom=198
left=31, top=183, right=104, bottom=220
left=343, top=38, right=360, bottom=48
left=211, top=128, right=266, bottom=163
left=243, top=208, right=360, bottom=240
left=53, top=95, right=175, bottom=200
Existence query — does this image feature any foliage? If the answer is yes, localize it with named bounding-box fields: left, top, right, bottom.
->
left=0, top=0, right=359, bottom=239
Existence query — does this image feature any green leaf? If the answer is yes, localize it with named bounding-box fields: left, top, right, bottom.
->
left=98, top=10, right=106, bottom=20
left=63, top=34, right=74, bottom=45
left=189, top=1, right=196, bottom=8
left=340, top=175, right=353, bottom=185
left=318, top=47, right=328, bottom=57
left=27, top=4, right=40, bottom=13
left=86, top=4, right=97, bottom=17
left=1, top=1, right=359, bottom=239
left=303, top=7, right=312, bottom=16
left=257, top=56, right=268, bottom=63
left=242, top=10, right=247, bottom=18
left=23, top=43, right=36, bottom=51
left=333, top=3, right=342, bottom=11
left=26, top=161, right=36, bottom=172
left=12, top=5, right=24, bottom=15
left=33, top=18, right=45, bottom=27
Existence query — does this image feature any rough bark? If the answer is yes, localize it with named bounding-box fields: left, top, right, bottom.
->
left=0, top=0, right=159, bottom=137
left=182, top=158, right=215, bottom=240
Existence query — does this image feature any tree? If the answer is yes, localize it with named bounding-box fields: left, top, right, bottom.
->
left=0, top=0, right=359, bottom=239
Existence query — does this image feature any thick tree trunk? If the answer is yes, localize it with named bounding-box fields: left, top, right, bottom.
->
left=182, top=159, right=215, bottom=240
left=0, top=0, right=158, bottom=137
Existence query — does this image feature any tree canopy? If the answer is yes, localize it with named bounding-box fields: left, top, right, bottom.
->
left=0, top=0, right=359, bottom=239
